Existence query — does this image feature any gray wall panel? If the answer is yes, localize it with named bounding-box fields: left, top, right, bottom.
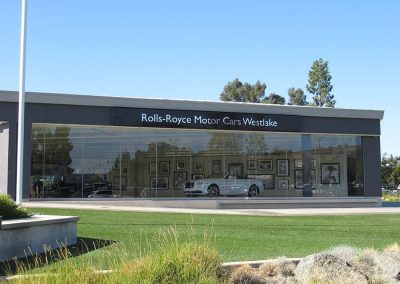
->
left=43, top=105, right=111, bottom=125
left=0, top=123, right=9, bottom=194
left=302, top=117, right=381, bottom=135
left=363, top=136, right=381, bottom=197
left=0, top=103, right=17, bottom=121
left=0, top=90, right=385, bottom=120
left=7, top=122, right=17, bottom=198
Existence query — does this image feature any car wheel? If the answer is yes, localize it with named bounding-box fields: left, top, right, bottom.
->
left=207, top=185, right=219, bottom=197
left=248, top=185, right=259, bottom=197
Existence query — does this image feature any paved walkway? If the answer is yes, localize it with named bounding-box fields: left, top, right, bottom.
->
left=22, top=201, right=400, bottom=216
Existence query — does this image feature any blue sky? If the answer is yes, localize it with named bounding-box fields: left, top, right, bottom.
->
left=0, top=0, right=399, bottom=156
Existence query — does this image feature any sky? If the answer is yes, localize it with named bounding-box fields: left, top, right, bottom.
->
left=0, top=0, right=399, bottom=156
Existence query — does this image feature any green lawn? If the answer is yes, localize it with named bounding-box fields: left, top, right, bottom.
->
left=30, top=208, right=400, bottom=263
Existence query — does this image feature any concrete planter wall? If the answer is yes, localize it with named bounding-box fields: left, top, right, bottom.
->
left=0, top=215, right=79, bottom=262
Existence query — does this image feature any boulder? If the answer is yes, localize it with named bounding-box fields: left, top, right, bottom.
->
left=351, top=250, right=400, bottom=281
left=294, top=253, right=368, bottom=284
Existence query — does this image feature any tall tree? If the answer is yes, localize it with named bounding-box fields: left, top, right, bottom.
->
left=220, top=78, right=267, bottom=103
left=262, top=93, right=285, bottom=105
left=306, top=58, right=335, bottom=107
left=288, top=88, right=307, bottom=105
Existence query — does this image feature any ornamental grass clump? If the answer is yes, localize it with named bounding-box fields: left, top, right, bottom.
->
left=122, top=229, right=222, bottom=283
left=0, top=193, right=30, bottom=219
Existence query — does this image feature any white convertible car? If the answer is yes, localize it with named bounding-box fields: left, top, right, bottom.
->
left=184, top=173, right=264, bottom=197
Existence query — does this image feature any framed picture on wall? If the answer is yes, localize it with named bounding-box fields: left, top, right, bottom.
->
left=150, top=177, right=169, bottom=190
left=247, top=160, right=256, bottom=170
left=321, top=163, right=340, bottom=184
left=277, top=159, right=289, bottom=176
left=159, top=161, right=170, bottom=175
left=149, top=162, right=156, bottom=174
left=192, top=174, right=204, bottom=180
left=258, top=159, right=273, bottom=170
left=176, top=160, right=186, bottom=170
left=248, top=174, right=275, bottom=190
left=294, top=159, right=303, bottom=169
left=173, top=171, right=187, bottom=190
left=278, top=179, right=289, bottom=190
left=211, top=160, right=221, bottom=174
left=228, top=163, right=243, bottom=177
left=193, top=163, right=204, bottom=172
left=295, top=169, right=304, bottom=189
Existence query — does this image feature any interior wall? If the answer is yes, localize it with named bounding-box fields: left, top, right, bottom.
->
left=0, top=122, right=9, bottom=194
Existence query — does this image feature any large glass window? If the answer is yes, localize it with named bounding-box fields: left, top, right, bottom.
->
left=30, top=123, right=364, bottom=198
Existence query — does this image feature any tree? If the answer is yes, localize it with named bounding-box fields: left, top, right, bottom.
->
left=31, top=126, right=74, bottom=176
left=381, top=154, right=400, bottom=189
left=262, top=93, right=285, bottom=105
left=306, top=58, right=335, bottom=107
left=393, top=167, right=400, bottom=189
left=288, top=88, right=308, bottom=105
left=220, top=78, right=267, bottom=103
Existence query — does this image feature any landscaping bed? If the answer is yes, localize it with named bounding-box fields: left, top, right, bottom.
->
left=3, top=207, right=400, bottom=282
left=0, top=194, right=78, bottom=262
left=3, top=231, right=400, bottom=283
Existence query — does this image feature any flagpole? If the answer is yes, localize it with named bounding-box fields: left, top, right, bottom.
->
left=16, top=0, right=28, bottom=205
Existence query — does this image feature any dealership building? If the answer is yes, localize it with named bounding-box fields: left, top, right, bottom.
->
left=0, top=90, right=384, bottom=207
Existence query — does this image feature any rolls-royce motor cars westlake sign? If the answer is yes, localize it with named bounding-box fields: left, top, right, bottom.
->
left=111, top=108, right=302, bottom=132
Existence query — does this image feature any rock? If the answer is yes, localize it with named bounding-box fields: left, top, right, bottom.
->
left=258, top=259, right=296, bottom=278
left=294, top=253, right=368, bottom=284
left=230, top=264, right=267, bottom=284
left=352, top=250, right=400, bottom=281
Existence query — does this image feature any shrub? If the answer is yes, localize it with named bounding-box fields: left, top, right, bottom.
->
left=382, top=192, right=400, bottom=202
left=0, top=193, right=30, bottom=220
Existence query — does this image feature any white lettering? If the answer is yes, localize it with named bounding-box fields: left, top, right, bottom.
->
left=141, top=113, right=278, bottom=128
left=242, top=117, right=278, bottom=127
left=194, top=116, right=220, bottom=125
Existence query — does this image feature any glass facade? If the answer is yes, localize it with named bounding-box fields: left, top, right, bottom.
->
left=30, top=123, right=364, bottom=198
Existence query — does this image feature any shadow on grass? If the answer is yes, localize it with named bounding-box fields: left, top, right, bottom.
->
left=0, top=237, right=116, bottom=276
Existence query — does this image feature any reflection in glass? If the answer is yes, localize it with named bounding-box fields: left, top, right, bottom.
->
left=30, top=124, right=364, bottom=198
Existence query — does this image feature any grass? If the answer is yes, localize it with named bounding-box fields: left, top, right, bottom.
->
left=28, top=208, right=400, bottom=264
left=7, top=227, right=225, bottom=283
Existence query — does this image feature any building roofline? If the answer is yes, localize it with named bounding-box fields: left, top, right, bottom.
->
left=0, top=90, right=384, bottom=120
